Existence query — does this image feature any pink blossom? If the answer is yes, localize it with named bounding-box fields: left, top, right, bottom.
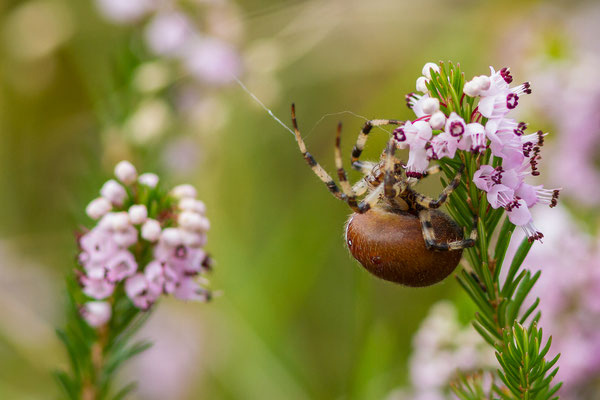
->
left=427, top=131, right=459, bottom=160
left=79, top=228, right=119, bottom=265
left=106, top=250, right=138, bottom=282
left=458, top=122, right=487, bottom=153
left=393, top=120, right=432, bottom=150
left=173, top=278, right=209, bottom=302
left=81, top=275, right=115, bottom=300
left=125, top=274, right=158, bottom=310
left=444, top=112, right=467, bottom=139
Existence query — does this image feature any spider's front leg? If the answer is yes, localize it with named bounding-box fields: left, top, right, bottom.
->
left=419, top=209, right=477, bottom=251
left=291, top=104, right=345, bottom=201
left=410, top=164, right=465, bottom=209
left=350, top=119, right=402, bottom=171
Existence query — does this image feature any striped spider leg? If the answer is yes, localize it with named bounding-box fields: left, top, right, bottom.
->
left=291, top=104, right=384, bottom=214
left=410, top=166, right=477, bottom=251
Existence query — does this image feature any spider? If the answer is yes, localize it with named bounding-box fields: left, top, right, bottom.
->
left=290, top=104, right=476, bottom=287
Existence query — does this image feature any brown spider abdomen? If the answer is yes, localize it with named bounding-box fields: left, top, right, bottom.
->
left=345, top=209, right=464, bottom=287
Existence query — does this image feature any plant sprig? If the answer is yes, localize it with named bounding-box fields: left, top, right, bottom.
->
left=429, top=62, right=562, bottom=399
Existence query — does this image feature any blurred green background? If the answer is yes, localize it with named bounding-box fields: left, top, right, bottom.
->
left=0, top=0, right=587, bottom=398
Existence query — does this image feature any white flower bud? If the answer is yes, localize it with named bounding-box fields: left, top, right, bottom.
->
left=81, top=301, right=112, bottom=327
left=160, top=227, right=183, bottom=247
left=114, top=160, right=138, bottom=185
left=429, top=111, right=446, bottom=130
left=171, top=184, right=197, bottom=199
left=179, top=198, right=206, bottom=215
left=422, top=97, right=440, bottom=115
left=463, top=81, right=480, bottom=97
left=128, top=204, right=148, bottom=224
left=422, top=62, right=440, bottom=79
left=475, top=75, right=491, bottom=91
left=111, top=212, right=131, bottom=231
left=181, top=230, right=206, bottom=248
left=178, top=211, right=204, bottom=231
left=138, top=172, right=159, bottom=188
left=86, top=197, right=112, bottom=219
left=416, top=76, right=429, bottom=93
left=100, top=179, right=127, bottom=206
left=141, top=219, right=161, bottom=242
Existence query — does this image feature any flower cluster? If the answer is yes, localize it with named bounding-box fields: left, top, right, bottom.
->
left=397, top=62, right=560, bottom=241
left=77, top=161, right=213, bottom=327
left=522, top=208, right=600, bottom=398
left=387, top=301, right=495, bottom=400
left=95, top=0, right=241, bottom=85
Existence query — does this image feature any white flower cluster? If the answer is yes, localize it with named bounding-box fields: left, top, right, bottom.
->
left=79, top=161, right=212, bottom=327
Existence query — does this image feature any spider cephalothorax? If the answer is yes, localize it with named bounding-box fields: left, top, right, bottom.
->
left=291, top=104, right=476, bottom=286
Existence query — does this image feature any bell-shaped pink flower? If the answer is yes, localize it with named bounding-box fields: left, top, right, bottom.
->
left=106, top=250, right=138, bottom=282
left=125, top=274, right=158, bottom=310
left=428, top=131, right=459, bottom=160
left=81, top=276, right=115, bottom=300
left=393, top=120, right=432, bottom=150
left=174, top=278, right=210, bottom=302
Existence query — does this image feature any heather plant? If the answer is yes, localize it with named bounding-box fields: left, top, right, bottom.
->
left=401, top=62, right=562, bottom=399
left=394, top=62, right=562, bottom=399
left=55, top=161, right=213, bottom=400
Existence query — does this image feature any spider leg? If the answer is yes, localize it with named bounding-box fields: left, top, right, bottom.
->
left=291, top=104, right=343, bottom=200
left=356, top=183, right=384, bottom=213
left=334, top=122, right=359, bottom=211
left=351, top=119, right=402, bottom=171
left=419, top=209, right=477, bottom=251
left=410, top=165, right=464, bottom=209
left=352, top=179, right=369, bottom=196
left=419, top=164, right=442, bottom=179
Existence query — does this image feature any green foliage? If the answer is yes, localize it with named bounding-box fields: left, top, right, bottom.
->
left=430, top=62, right=562, bottom=399
left=55, top=275, right=152, bottom=400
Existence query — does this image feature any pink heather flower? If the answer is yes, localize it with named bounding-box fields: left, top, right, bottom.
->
left=478, top=90, right=520, bottom=119
left=81, top=275, right=115, bottom=300
left=79, top=227, right=119, bottom=265
left=393, top=120, right=432, bottom=150
left=145, top=12, right=194, bottom=56
left=81, top=301, right=112, bottom=327
left=479, top=66, right=512, bottom=97
left=106, top=250, right=138, bottom=282
left=473, top=165, right=521, bottom=192
left=173, top=277, right=210, bottom=301
left=427, top=131, right=459, bottom=160
left=444, top=112, right=467, bottom=139
left=145, top=260, right=178, bottom=295
left=458, top=122, right=487, bottom=153
left=485, top=119, right=527, bottom=168
left=515, top=183, right=560, bottom=208
left=183, top=38, right=241, bottom=85
left=125, top=274, right=158, bottom=310
left=405, top=147, right=430, bottom=178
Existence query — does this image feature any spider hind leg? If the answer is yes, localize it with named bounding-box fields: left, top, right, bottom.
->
left=419, top=209, right=477, bottom=251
